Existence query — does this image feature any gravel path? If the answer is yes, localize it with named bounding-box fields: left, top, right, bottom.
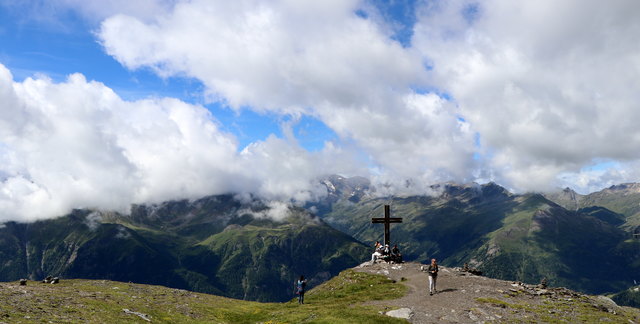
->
left=355, top=261, right=639, bottom=323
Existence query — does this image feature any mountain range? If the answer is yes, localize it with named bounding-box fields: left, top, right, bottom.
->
left=313, top=177, right=640, bottom=296
left=1, top=176, right=639, bottom=306
left=0, top=195, right=368, bottom=302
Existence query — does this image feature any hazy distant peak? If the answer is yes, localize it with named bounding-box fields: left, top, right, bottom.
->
left=321, top=175, right=372, bottom=203
left=606, top=183, right=640, bottom=193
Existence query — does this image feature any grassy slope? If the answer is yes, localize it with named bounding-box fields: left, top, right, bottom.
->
left=612, top=288, right=640, bottom=308
left=197, top=220, right=369, bottom=302
left=3, top=268, right=639, bottom=323
left=475, top=295, right=640, bottom=323
left=0, top=270, right=406, bottom=324
left=566, top=184, right=640, bottom=230
left=472, top=194, right=638, bottom=293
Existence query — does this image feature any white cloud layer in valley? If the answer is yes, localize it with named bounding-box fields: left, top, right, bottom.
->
left=2, top=0, right=640, bottom=222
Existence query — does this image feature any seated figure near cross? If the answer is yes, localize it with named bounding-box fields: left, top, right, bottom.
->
left=370, top=205, right=403, bottom=263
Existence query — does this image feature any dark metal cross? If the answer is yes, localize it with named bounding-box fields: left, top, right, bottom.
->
left=371, top=205, right=403, bottom=246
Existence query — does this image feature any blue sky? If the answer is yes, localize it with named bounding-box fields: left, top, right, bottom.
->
left=0, top=0, right=416, bottom=152
left=1, top=0, right=640, bottom=221
left=0, top=3, right=288, bottom=150
left=8, top=0, right=433, bottom=152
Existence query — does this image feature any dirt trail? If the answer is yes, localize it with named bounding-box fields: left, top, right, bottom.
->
left=355, top=261, right=638, bottom=323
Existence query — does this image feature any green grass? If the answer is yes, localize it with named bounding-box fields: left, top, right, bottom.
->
left=475, top=295, right=639, bottom=323
left=0, top=269, right=407, bottom=324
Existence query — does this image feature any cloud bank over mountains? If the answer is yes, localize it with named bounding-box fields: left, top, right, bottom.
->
left=0, top=66, right=350, bottom=222
left=98, top=0, right=476, bottom=186
left=1, top=0, right=640, bottom=221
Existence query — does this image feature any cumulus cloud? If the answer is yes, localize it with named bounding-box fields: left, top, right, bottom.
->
left=414, top=0, right=640, bottom=192
left=98, top=0, right=477, bottom=190
left=0, top=64, right=344, bottom=222
left=558, top=161, right=640, bottom=194
left=84, top=211, right=103, bottom=230
left=4, top=0, right=640, bottom=223
left=237, top=200, right=292, bottom=222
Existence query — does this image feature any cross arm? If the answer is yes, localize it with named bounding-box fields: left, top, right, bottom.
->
left=371, top=218, right=403, bottom=223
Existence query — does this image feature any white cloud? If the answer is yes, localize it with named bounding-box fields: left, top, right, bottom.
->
left=84, top=211, right=103, bottom=230
left=237, top=200, right=291, bottom=222
left=99, top=0, right=421, bottom=112
left=414, top=0, right=640, bottom=192
left=98, top=0, right=477, bottom=191
left=5, top=0, right=638, bottom=223
left=0, top=64, right=349, bottom=222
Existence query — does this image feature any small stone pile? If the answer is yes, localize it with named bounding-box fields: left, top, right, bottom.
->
left=42, top=276, right=60, bottom=284
left=461, top=263, right=483, bottom=276
left=500, top=281, right=619, bottom=314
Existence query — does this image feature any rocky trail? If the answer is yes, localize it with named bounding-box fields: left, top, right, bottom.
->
left=355, top=261, right=640, bottom=323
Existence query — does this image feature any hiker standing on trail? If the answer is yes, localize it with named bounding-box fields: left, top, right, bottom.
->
left=295, top=275, right=307, bottom=304
left=427, top=258, right=439, bottom=296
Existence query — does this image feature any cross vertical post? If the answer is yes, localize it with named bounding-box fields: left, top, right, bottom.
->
left=371, top=204, right=403, bottom=246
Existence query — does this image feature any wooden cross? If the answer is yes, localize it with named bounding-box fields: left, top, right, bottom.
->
left=371, top=205, right=403, bottom=246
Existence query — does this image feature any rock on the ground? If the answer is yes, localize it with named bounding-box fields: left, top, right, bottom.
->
left=386, top=307, right=413, bottom=319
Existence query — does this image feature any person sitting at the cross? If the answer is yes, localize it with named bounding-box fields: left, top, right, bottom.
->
left=371, top=241, right=384, bottom=263
left=391, top=244, right=403, bottom=263
left=381, top=244, right=392, bottom=262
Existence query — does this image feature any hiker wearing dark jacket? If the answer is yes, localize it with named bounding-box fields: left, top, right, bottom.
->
left=295, top=275, right=307, bottom=304
left=427, top=258, right=439, bottom=295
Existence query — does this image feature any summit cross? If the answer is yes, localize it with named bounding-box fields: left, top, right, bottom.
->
left=371, top=205, right=403, bottom=246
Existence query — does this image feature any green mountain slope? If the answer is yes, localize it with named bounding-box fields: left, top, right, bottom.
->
left=470, top=194, right=635, bottom=293
left=545, top=183, right=640, bottom=231
left=0, top=196, right=369, bottom=302
left=315, top=178, right=640, bottom=295
left=612, top=287, right=640, bottom=308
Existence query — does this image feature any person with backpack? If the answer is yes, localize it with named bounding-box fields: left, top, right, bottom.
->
left=427, top=258, right=439, bottom=295
left=295, top=275, right=307, bottom=304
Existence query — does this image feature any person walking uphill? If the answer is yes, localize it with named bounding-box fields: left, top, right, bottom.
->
left=427, top=258, right=439, bottom=296
left=295, top=275, right=307, bottom=304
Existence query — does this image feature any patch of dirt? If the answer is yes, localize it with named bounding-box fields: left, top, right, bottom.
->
left=355, top=261, right=639, bottom=323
